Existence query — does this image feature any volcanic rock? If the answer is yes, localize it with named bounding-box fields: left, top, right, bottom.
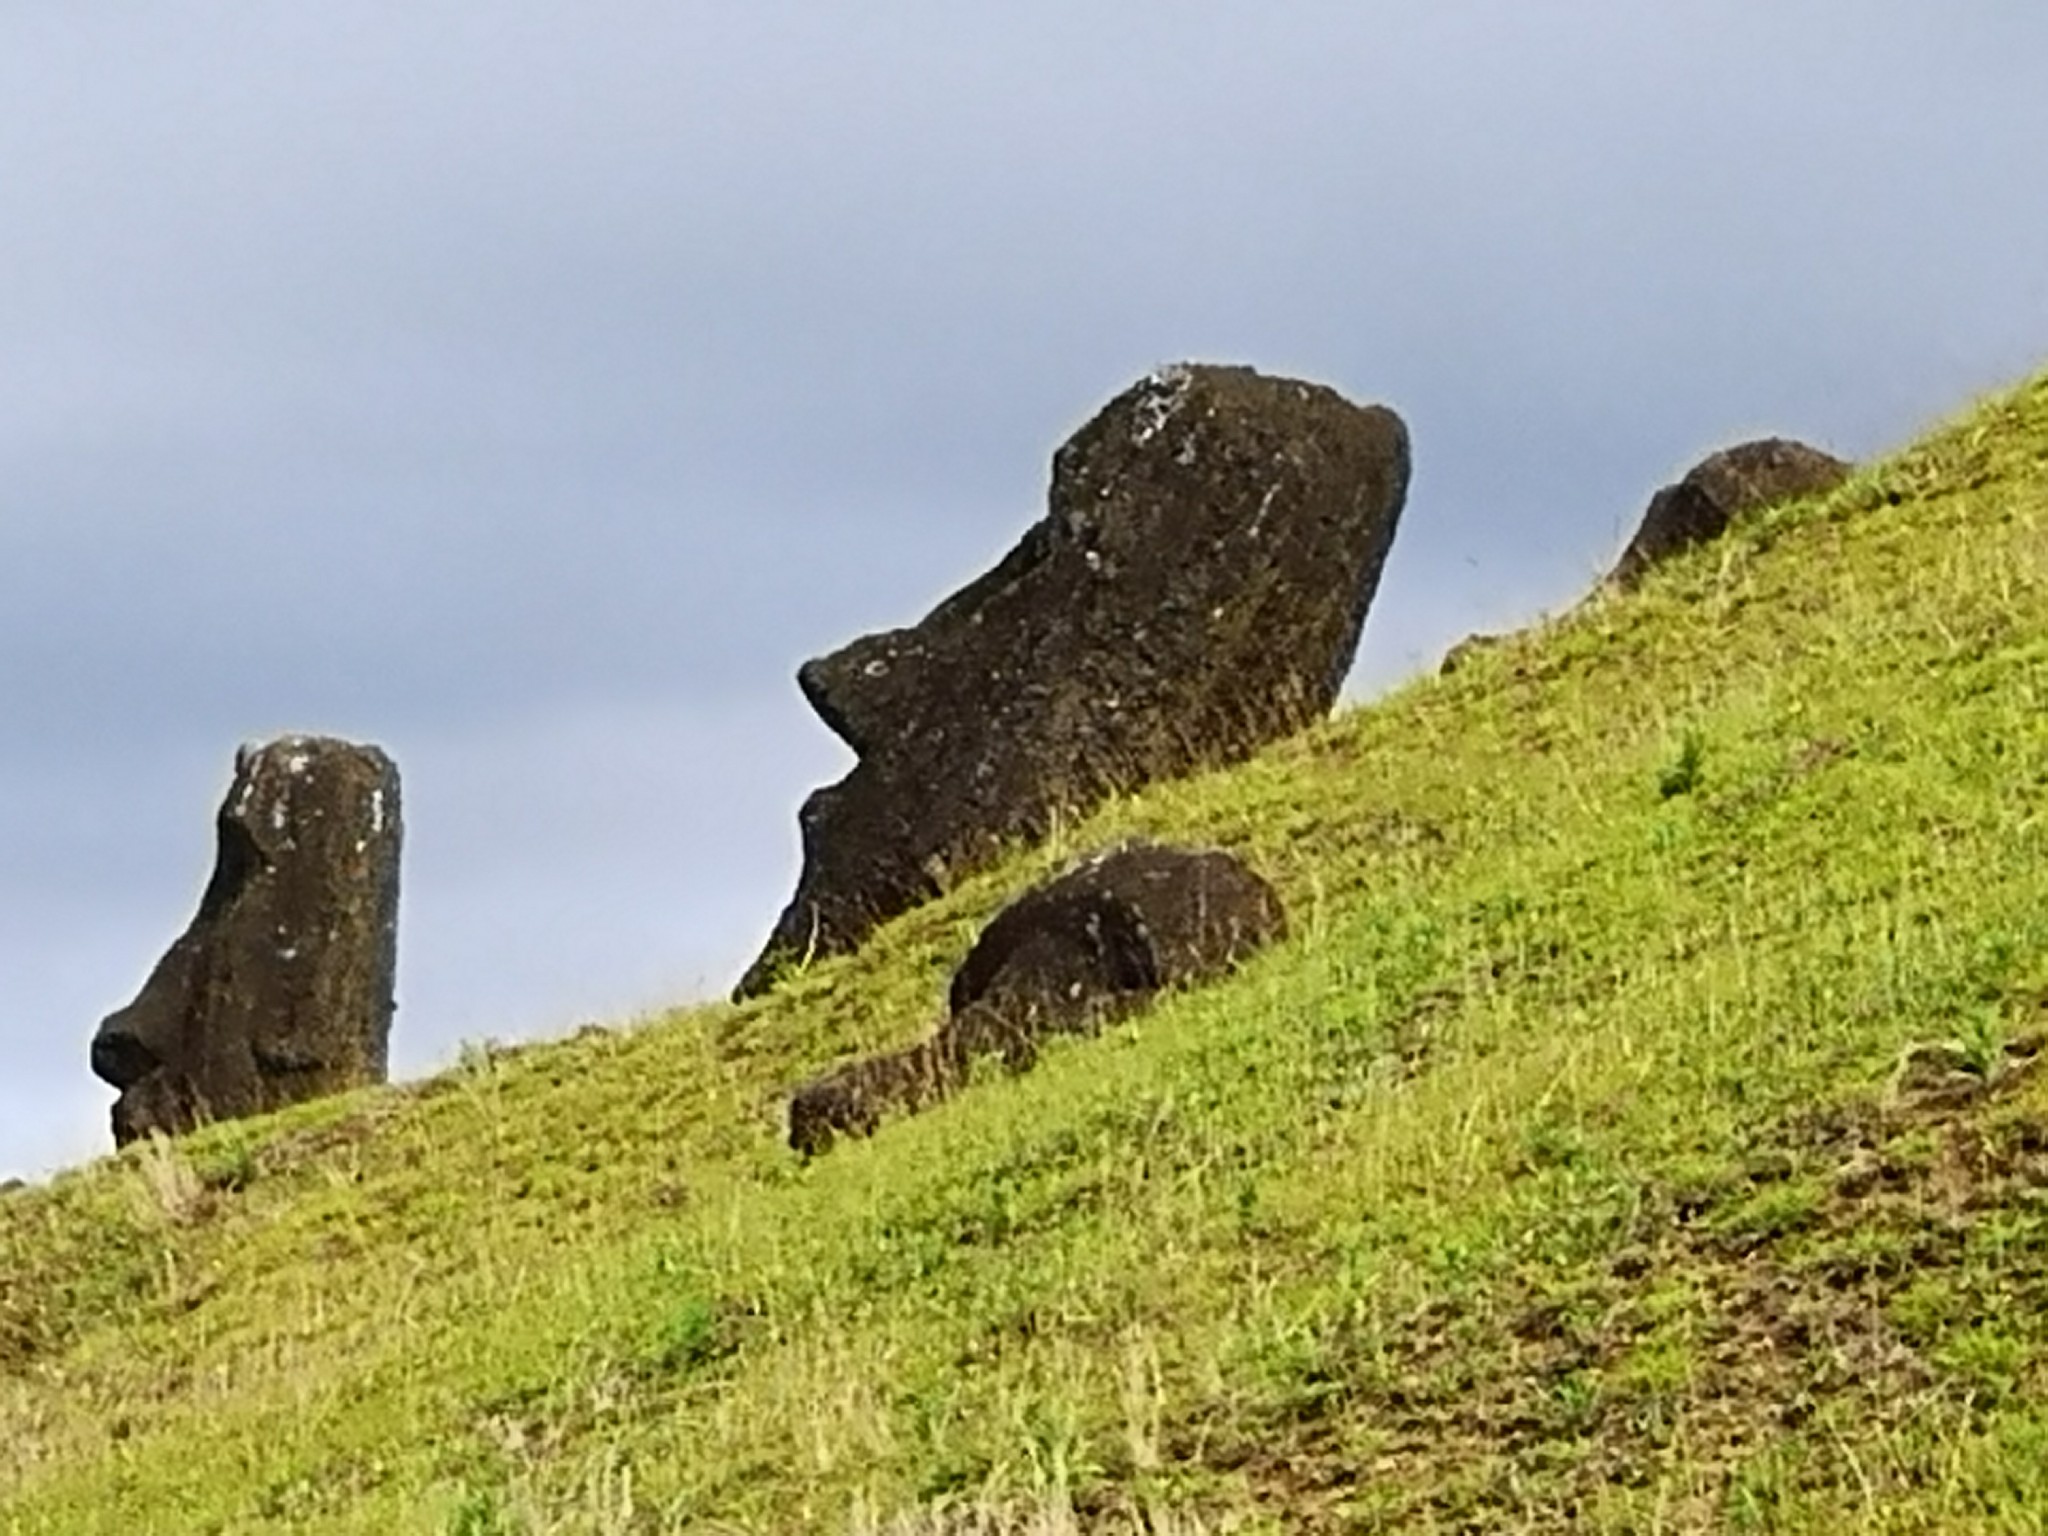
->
left=90, top=736, right=402, bottom=1146
left=739, top=364, right=1406, bottom=996
left=1611, top=438, right=1851, bottom=589
left=787, top=842, right=1285, bottom=1154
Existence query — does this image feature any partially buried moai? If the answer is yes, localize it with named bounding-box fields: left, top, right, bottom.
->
left=91, top=735, right=402, bottom=1146
left=735, top=363, right=1409, bottom=997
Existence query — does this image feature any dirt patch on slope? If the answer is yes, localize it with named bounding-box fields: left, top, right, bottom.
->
left=1170, top=1037, right=2048, bottom=1531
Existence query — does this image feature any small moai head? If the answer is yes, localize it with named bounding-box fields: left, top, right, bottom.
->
left=91, top=735, right=402, bottom=1145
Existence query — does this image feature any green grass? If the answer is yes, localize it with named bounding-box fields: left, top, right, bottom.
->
left=9, top=369, right=2048, bottom=1532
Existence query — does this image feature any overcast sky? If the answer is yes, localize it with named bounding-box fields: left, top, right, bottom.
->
left=5, top=6, right=2045, bottom=1181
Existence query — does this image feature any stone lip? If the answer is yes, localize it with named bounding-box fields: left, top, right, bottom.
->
left=1611, top=437, right=1851, bottom=589
left=738, top=363, right=1407, bottom=998
left=786, top=841, right=1285, bottom=1155
left=90, top=735, right=402, bottom=1146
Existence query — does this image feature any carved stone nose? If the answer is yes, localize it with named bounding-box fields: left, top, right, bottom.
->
left=90, top=1011, right=163, bottom=1090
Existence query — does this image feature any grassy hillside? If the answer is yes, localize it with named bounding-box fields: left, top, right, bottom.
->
left=8, top=369, right=2048, bottom=1534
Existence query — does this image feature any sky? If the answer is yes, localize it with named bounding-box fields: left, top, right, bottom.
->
left=5, top=5, right=2046, bottom=1181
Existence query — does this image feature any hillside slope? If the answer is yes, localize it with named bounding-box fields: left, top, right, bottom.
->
left=7, top=370, right=2048, bottom=1533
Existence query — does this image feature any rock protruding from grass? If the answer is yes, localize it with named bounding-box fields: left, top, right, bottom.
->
left=1612, top=437, right=1851, bottom=589
left=90, top=736, right=402, bottom=1146
left=736, top=364, right=1406, bottom=998
left=788, top=842, right=1285, bottom=1153
left=1437, top=629, right=1511, bottom=677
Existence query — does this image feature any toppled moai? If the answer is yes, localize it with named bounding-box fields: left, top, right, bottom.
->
left=90, top=735, right=402, bottom=1146
left=1610, top=438, right=1851, bottom=589
left=737, top=364, right=1407, bottom=997
left=787, top=842, right=1286, bottom=1154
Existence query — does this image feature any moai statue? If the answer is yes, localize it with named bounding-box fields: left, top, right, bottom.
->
left=91, top=735, right=401, bottom=1145
left=739, top=363, right=1407, bottom=996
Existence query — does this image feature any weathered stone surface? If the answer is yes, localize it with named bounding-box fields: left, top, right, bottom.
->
left=787, top=842, right=1285, bottom=1154
left=785, top=1037, right=957, bottom=1155
left=1611, top=438, right=1851, bottom=589
left=946, top=842, right=1287, bottom=1041
left=90, top=736, right=401, bottom=1146
left=739, top=364, right=1406, bottom=997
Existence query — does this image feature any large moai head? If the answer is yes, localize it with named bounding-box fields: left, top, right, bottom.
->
left=737, top=364, right=1407, bottom=997
left=90, top=735, right=402, bottom=1146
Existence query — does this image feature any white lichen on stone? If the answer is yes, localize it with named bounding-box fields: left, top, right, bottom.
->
left=1248, top=483, right=1281, bottom=538
left=1130, top=364, right=1193, bottom=447
left=369, top=787, right=386, bottom=835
